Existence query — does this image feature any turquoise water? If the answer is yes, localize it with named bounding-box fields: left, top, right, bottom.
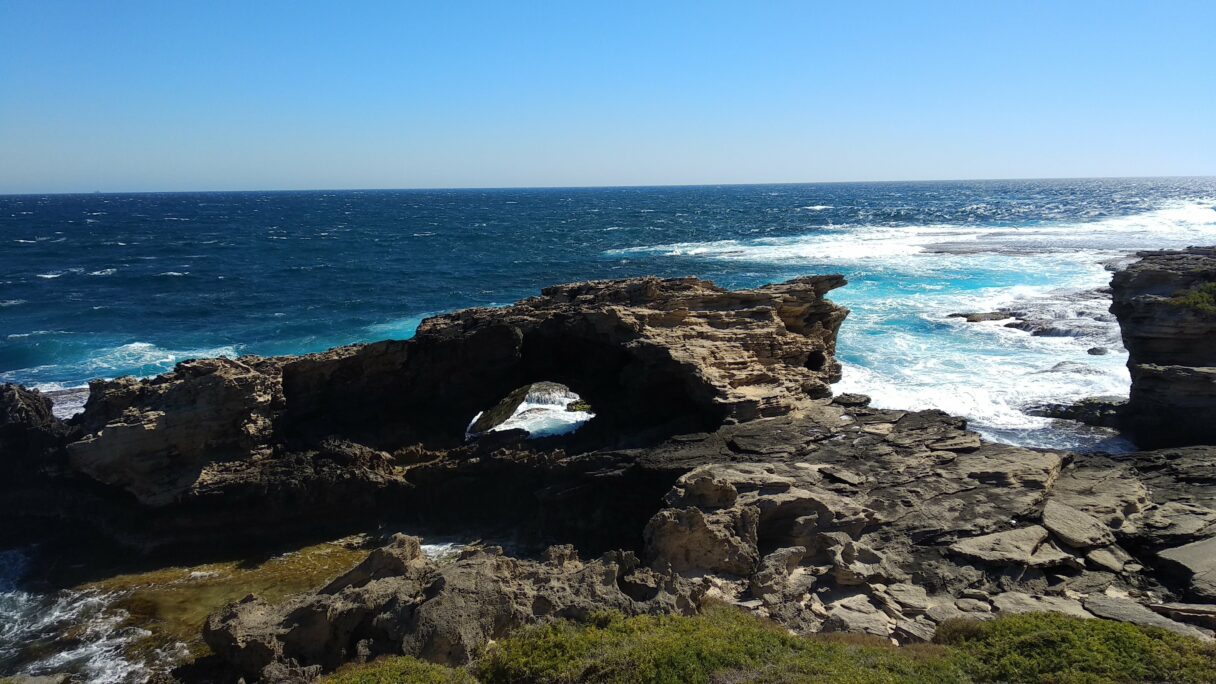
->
left=3, top=178, right=1216, bottom=449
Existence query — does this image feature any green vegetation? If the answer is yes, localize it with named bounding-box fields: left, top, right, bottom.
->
left=319, top=605, right=1216, bottom=684
left=473, top=604, right=962, bottom=683
left=566, top=399, right=592, bottom=413
left=1170, top=281, right=1216, bottom=314
left=79, top=537, right=373, bottom=663
left=936, top=612, right=1216, bottom=684
left=323, top=657, right=477, bottom=684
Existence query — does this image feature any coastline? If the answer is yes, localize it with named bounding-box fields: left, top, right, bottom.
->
left=1, top=253, right=1215, bottom=681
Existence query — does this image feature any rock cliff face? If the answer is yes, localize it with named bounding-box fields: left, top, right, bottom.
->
left=2, top=275, right=848, bottom=550
left=203, top=405, right=1216, bottom=680
left=4, top=273, right=1216, bottom=681
left=1111, top=247, right=1216, bottom=447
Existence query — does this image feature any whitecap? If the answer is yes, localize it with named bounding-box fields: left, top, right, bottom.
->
left=0, top=299, right=26, bottom=307
left=88, top=268, right=116, bottom=276
left=612, top=198, right=1216, bottom=450
left=155, top=271, right=189, bottom=277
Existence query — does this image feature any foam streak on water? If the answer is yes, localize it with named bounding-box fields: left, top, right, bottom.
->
left=611, top=197, right=1216, bottom=451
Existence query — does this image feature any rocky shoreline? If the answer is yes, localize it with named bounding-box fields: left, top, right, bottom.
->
left=2, top=252, right=1215, bottom=682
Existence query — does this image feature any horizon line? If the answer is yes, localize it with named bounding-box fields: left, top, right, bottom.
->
left=3, top=174, right=1214, bottom=198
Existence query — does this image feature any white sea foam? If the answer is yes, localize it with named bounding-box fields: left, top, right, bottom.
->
left=0, top=549, right=149, bottom=683
left=0, top=299, right=26, bottom=307
left=0, top=342, right=241, bottom=391
left=89, top=268, right=117, bottom=276
left=468, top=384, right=594, bottom=439
left=610, top=199, right=1216, bottom=450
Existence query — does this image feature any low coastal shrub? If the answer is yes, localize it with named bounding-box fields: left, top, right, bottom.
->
left=936, top=611, right=1216, bottom=683
left=1170, top=282, right=1216, bottom=314
left=320, top=606, right=1216, bottom=684
left=322, top=656, right=476, bottom=684
left=472, top=603, right=966, bottom=683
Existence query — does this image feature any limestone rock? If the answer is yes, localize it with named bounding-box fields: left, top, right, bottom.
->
left=822, top=594, right=892, bottom=637
left=1110, top=247, right=1216, bottom=447
left=1086, top=545, right=1133, bottom=573
left=1042, top=500, right=1115, bottom=549
left=66, top=358, right=281, bottom=506
left=1157, top=537, right=1216, bottom=601
left=204, top=538, right=700, bottom=677
left=1083, top=595, right=1213, bottom=640
left=990, top=592, right=1092, bottom=619
left=0, top=384, right=71, bottom=482
left=949, top=526, right=1051, bottom=565
left=644, top=506, right=760, bottom=576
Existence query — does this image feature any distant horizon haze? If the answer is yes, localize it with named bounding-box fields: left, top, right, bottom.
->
left=1, top=0, right=1213, bottom=194
left=2, top=174, right=1216, bottom=198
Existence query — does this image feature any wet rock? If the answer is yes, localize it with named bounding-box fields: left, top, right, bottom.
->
left=1088, top=346, right=1110, bottom=355
left=468, top=381, right=573, bottom=433
left=1025, top=396, right=1126, bottom=429
left=831, top=393, right=871, bottom=408
left=949, top=312, right=1011, bottom=323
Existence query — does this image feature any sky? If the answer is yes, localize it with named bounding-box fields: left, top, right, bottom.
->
left=1, top=1, right=1213, bottom=193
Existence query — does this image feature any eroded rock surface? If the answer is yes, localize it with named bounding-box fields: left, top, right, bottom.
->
left=1111, top=246, right=1216, bottom=447
left=204, top=536, right=699, bottom=680
left=1, top=276, right=849, bottom=550
left=2, top=273, right=1215, bottom=681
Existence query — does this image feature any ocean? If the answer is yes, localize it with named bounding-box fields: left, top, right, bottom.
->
left=5, top=178, right=1216, bottom=449
left=4, top=177, right=1216, bottom=680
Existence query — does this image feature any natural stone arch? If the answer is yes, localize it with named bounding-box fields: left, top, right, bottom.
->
left=279, top=276, right=848, bottom=451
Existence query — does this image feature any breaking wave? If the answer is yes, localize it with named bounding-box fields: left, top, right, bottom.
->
left=610, top=199, right=1216, bottom=450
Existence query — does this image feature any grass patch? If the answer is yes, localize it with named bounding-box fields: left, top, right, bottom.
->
left=1170, top=282, right=1216, bottom=314
left=937, top=612, right=1216, bottom=683
left=312, top=606, right=1216, bottom=684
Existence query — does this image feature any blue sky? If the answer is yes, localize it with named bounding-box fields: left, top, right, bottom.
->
left=1, top=1, right=1213, bottom=193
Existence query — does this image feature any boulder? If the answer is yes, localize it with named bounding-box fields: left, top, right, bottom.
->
left=1157, top=537, right=1216, bottom=601
left=1041, top=500, right=1115, bottom=549
left=644, top=506, right=760, bottom=576
left=204, top=538, right=700, bottom=677
left=1083, top=595, right=1212, bottom=640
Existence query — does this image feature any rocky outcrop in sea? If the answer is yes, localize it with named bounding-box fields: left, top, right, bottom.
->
left=2, top=266, right=1215, bottom=681
left=1111, top=246, right=1216, bottom=448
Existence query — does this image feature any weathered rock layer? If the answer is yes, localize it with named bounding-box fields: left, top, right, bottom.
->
left=3, top=273, right=1216, bottom=682
left=1111, top=246, right=1216, bottom=447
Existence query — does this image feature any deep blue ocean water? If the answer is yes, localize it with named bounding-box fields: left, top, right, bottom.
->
left=3, top=177, right=1216, bottom=681
left=3, top=178, right=1216, bottom=450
